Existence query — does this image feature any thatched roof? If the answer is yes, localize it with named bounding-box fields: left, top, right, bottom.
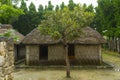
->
left=22, top=27, right=106, bottom=44
left=0, top=24, right=25, bottom=44
left=75, top=27, right=106, bottom=44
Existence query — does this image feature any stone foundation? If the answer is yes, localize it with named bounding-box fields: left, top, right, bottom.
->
left=0, top=37, right=14, bottom=80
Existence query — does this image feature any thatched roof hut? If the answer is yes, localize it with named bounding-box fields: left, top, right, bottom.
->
left=22, top=27, right=106, bottom=44
left=22, top=27, right=106, bottom=65
left=0, top=24, right=25, bottom=61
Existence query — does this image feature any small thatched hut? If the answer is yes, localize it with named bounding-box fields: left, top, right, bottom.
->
left=0, top=24, right=25, bottom=61
left=22, top=27, right=106, bottom=65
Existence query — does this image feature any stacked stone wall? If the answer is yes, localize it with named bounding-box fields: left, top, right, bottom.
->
left=0, top=38, right=14, bottom=80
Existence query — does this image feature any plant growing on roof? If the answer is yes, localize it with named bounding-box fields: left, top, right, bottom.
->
left=0, top=29, right=19, bottom=41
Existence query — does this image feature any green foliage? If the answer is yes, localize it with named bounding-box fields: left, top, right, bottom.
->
left=0, top=4, right=24, bottom=24
left=38, top=4, right=44, bottom=20
left=0, top=0, right=12, bottom=5
left=0, top=30, right=12, bottom=37
left=12, top=0, right=21, bottom=5
left=29, top=2, right=36, bottom=13
left=94, top=0, right=120, bottom=37
left=12, top=0, right=95, bottom=36
left=39, top=5, right=94, bottom=41
left=12, top=1, right=42, bottom=35
left=38, top=4, right=43, bottom=13
left=85, top=4, right=94, bottom=12
left=83, top=3, right=87, bottom=9
left=47, top=1, right=54, bottom=11
left=68, top=0, right=76, bottom=10
left=0, top=29, right=19, bottom=41
left=55, top=5, right=59, bottom=11
left=103, top=28, right=120, bottom=37
left=0, top=0, right=21, bottom=6
left=60, top=2, right=65, bottom=10
left=20, top=0, right=28, bottom=13
left=45, top=5, right=47, bottom=11
left=12, top=0, right=29, bottom=35
left=114, top=28, right=120, bottom=37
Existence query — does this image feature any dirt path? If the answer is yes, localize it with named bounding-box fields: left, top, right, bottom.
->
left=13, top=51, right=120, bottom=80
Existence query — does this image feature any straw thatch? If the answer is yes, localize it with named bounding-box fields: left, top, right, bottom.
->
left=75, top=27, right=106, bottom=44
left=22, top=27, right=106, bottom=44
left=0, top=24, right=24, bottom=44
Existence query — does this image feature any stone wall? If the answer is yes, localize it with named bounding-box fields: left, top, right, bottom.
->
left=0, top=37, right=14, bottom=80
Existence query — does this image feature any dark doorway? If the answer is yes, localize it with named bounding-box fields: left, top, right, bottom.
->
left=39, top=45, right=48, bottom=60
left=14, top=45, right=19, bottom=61
left=68, top=44, right=75, bottom=60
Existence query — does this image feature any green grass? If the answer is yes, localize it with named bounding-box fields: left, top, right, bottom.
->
left=102, top=49, right=120, bottom=68
left=13, top=50, right=120, bottom=80
left=102, top=49, right=120, bottom=57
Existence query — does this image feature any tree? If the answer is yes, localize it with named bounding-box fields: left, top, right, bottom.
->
left=47, top=1, right=54, bottom=11
left=38, top=5, right=94, bottom=77
left=85, top=4, right=94, bottom=12
left=94, top=0, right=120, bottom=52
left=68, top=0, right=76, bottom=10
left=20, top=0, right=28, bottom=13
left=25, top=2, right=39, bottom=34
left=12, top=0, right=21, bottom=5
left=12, top=0, right=40, bottom=35
left=29, top=2, right=36, bottom=13
left=83, top=3, right=87, bottom=9
left=38, top=4, right=44, bottom=20
left=45, top=5, right=48, bottom=11
left=60, top=2, right=65, bottom=10
left=55, top=5, right=59, bottom=11
left=38, top=4, right=44, bottom=13
left=0, top=0, right=24, bottom=24
left=95, top=0, right=116, bottom=35
left=0, top=0, right=22, bottom=6
left=12, top=0, right=28, bottom=35
left=0, top=4, right=24, bottom=24
left=82, top=3, right=94, bottom=12
left=0, top=0, right=12, bottom=5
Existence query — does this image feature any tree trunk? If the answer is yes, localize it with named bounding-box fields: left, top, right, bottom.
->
left=118, top=38, right=120, bottom=54
left=63, top=39, right=70, bottom=78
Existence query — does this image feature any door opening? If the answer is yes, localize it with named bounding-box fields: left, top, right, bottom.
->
left=39, top=45, right=48, bottom=60
left=68, top=44, right=75, bottom=60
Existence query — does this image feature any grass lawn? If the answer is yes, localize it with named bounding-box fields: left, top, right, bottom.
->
left=13, top=50, right=120, bottom=80
left=102, top=50, right=120, bottom=68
